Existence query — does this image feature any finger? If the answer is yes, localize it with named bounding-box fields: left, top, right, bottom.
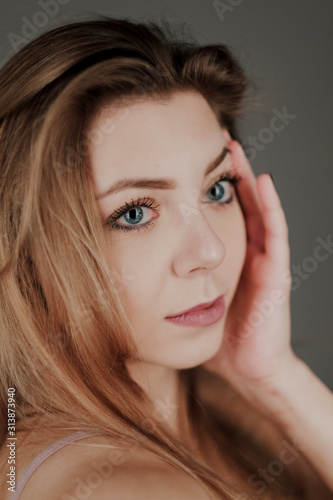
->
left=229, top=140, right=263, bottom=214
left=229, top=140, right=265, bottom=251
left=256, top=173, right=290, bottom=267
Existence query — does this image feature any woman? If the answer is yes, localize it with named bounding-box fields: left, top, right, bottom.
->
left=0, top=15, right=332, bottom=500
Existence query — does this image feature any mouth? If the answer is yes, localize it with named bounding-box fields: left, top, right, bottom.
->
left=165, top=294, right=225, bottom=328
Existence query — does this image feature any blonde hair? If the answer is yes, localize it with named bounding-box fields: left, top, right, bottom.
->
left=0, top=15, right=303, bottom=499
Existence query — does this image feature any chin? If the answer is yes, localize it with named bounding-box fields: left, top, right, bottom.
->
left=179, top=326, right=225, bottom=370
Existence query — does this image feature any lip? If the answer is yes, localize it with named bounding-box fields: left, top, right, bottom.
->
left=165, top=294, right=225, bottom=328
left=166, top=295, right=224, bottom=317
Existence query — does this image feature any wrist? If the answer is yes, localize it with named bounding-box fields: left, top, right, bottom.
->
left=245, top=352, right=305, bottom=423
left=247, top=353, right=333, bottom=491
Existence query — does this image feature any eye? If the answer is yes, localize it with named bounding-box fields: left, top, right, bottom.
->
left=204, top=172, right=241, bottom=206
left=206, top=180, right=231, bottom=203
left=104, top=173, right=241, bottom=234
left=104, top=196, right=160, bottom=233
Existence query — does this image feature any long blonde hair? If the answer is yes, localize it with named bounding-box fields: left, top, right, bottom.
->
left=0, top=15, right=304, bottom=499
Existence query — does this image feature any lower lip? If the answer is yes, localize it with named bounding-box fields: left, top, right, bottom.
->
left=165, top=296, right=225, bottom=328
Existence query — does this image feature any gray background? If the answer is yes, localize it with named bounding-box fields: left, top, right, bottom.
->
left=1, top=1, right=332, bottom=389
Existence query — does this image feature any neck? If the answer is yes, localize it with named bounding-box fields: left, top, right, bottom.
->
left=125, top=359, right=201, bottom=453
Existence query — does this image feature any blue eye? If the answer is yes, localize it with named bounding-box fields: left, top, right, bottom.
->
left=105, top=196, right=160, bottom=233
left=123, top=207, right=144, bottom=225
left=104, top=173, right=241, bottom=233
left=204, top=170, right=242, bottom=206
left=206, top=180, right=232, bottom=203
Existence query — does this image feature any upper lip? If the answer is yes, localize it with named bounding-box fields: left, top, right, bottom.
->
left=166, top=294, right=224, bottom=318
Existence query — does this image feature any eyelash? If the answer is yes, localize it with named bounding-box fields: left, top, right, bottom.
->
left=104, top=172, right=241, bottom=233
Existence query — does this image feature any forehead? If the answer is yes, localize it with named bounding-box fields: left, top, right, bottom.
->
left=89, top=91, right=224, bottom=192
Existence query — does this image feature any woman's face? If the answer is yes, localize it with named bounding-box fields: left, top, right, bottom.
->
left=90, top=91, right=246, bottom=369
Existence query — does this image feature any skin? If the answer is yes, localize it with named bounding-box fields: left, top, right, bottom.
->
left=90, top=91, right=247, bottom=447
left=90, top=90, right=333, bottom=493
left=1, top=91, right=331, bottom=500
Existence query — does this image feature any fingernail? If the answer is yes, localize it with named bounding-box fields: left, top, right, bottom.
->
left=264, top=172, right=275, bottom=185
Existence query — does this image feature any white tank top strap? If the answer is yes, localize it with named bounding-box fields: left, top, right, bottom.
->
left=10, top=431, right=105, bottom=500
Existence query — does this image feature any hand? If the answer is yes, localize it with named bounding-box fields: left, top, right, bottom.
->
left=202, top=139, right=298, bottom=409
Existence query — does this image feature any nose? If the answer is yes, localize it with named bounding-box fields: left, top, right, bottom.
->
left=171, top=208, right=226, bottom=278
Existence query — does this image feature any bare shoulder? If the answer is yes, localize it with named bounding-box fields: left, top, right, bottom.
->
left=15, top=434, right=210, bottom=500
left=80, top=458, right=211, bottom=500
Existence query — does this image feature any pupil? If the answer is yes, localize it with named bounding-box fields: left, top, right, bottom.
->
left=126, top=207, right=143, bottom=224
left=211, top=184, right=224, bottom=200
left=129, top=208, right=137, bottom=220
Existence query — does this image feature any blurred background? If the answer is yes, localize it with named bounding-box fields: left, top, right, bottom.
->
left=1, top=0, right=332, bottom=389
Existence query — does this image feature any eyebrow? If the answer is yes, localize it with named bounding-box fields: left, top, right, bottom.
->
left=95, top=145, right=230, bottom=200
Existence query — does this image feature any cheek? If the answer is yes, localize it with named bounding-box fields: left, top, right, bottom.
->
left=234, top=203, right=247, bottom=259
left=211, top=202, right=246, bottom=252
left=104, top=238, right=162, bottom=318
left=230, top=202, right=247, bottom=261
left=212, top=204, right=247, bottom=285
left=225, top=205, right=247, bottom=292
